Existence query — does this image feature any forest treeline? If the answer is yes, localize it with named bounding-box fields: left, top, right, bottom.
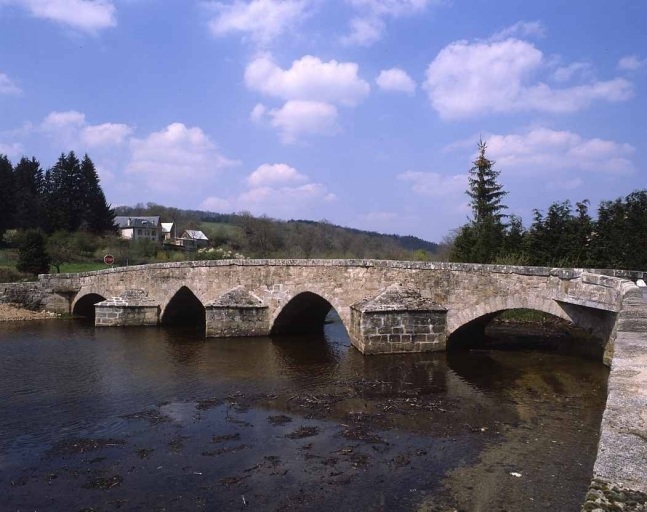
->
left=114, top=204, right=440, bottom=260
left=449, top=141, right=647, bottom=271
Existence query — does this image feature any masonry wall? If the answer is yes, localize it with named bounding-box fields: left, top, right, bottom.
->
left=95, top=305, right=159, bottom=326
left=205, top=307, right=269, bottom=337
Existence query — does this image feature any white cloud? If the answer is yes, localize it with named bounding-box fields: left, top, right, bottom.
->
left=264, top=101, right=339, bottom=144
left=341, top=16, right=384, bottom=46
left=489, top=21, right=545, bottom=42
left=127, top=123, right=237, bottom=191
left=0, top=141, right=23, bottom=157
left=207, top=0, right=309, bottom=45
left=245, top=54, right=370, bottom=106
left=201, top=163, right=336, bottom=217
left=239, top=182, right=336, bottom=212
left=552, top=61, right=592, bottom=82
left=1, top=0, right=116, bottom=32
left=82, top=123, right=133, bottom=147
left=343, top=0, right=437, bottom=46
left=424, top=38, right=633, bottom=119
left=250, top=103, right=267, bottom=123
left=484, top=128, right=636, bottom=175
left=398, top=171, right=467, bottom=197
left=342, top=0, right=441, bottom=46
left=618, top=55, right=647, bottom=71
left=0, top=72, right=21, bottom=95
left=201, top=196, right=232, bottom=212
left=376, top=67, right=416, bottom=94
left=246, top=55, right=368, bottom=143
left=40, top=110, right=133, bottom=147
left=246, top=163, right=307, bottom=187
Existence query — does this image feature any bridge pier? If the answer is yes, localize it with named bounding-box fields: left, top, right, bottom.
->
left=95, top=290, right=160, bottom=326
left=349, top=285, right=447, bottom=354
left=205, top=286, right=269, bottom=337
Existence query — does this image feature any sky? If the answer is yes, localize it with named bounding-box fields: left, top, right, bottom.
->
left=1, top=0, right=645, bottom=243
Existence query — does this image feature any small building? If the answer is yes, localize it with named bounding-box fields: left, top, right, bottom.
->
left=114, top=216, right=162, bottom=243
left=161, top=222, right=175, bottom=241
left=176, top=229, right=209, bottom=250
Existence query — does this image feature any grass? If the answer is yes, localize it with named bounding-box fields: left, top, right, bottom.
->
left=54, top=262, right=112, bottom=273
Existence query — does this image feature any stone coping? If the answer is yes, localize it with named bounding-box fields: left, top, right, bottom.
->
left=37, top=259, right=644, bottom=281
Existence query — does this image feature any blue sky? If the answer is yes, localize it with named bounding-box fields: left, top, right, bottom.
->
left=1, top=0, right=645, bottom=242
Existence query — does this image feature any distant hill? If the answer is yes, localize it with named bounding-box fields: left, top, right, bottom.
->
left=114, top=204, right=439, bottom=259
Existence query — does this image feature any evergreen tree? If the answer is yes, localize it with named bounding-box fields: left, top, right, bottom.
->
left=80, top=154, right=115, bottom=234
left=13, top=157, right=44, bottom=230
left=44, top=151, right=85, bottom=232
left=0, top=154, right=16, bottom=237
left=16, top=230, right=50, bottom=275
left=450, top=140, right=508, bottom=263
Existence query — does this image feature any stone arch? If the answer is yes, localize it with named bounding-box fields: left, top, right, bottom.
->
left=447, top=295, right=572, bottom=337
left=447, top=295, right=616, bottom=357
left=72, top=293, right=107, bottom=320
left=160, top=286, right=205, bottom=329
left=270, top=291, right=343, bottom=336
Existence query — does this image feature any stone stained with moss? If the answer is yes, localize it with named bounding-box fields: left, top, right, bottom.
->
left=582, top=479, right=647, bottom=511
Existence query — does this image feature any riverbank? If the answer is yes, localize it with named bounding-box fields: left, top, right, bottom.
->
left=0, top=303, right=58, bottom=321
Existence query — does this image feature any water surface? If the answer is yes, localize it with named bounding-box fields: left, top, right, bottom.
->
left=0, top=319, right=608, bottom=511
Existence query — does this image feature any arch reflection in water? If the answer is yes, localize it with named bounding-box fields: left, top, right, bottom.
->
left=161, top=286, right=205, bottom=332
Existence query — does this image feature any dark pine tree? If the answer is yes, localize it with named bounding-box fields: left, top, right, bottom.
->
left=16, top=230, right=50, bottom=275
left=13, top=157, right=44, bottom=231
left=0, top=154, right=16, bottom=237
left=80, top=154, right=115, bottom=234
left=43, top=152, right=85, bottom=232
left=450, top=140, right=508, bottom=263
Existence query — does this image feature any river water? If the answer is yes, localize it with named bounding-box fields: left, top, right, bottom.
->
left=0, top=318, right=608, bottom=511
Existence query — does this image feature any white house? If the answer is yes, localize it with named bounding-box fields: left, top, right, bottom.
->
left=114, top=216, right=162, bottom=243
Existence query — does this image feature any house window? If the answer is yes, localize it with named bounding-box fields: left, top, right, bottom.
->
left=138, top=229, right=142, bottom=235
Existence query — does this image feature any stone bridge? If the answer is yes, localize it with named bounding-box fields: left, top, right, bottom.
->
left=2, top=259, right=647, bottom=506
left=32, top=259, right=634, bottom=362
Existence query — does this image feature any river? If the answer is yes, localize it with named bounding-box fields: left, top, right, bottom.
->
left=0, top=317, right=608, bottom=511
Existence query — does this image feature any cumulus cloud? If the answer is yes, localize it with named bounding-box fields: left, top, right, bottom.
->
left=489, top=21, right=545, bottom=41
left=207, top=0, right=309, bottom=45
left=246, top=163, right=307, bottom=187
left=0, top=72, right=21, bottom=95
left=618, top=55, right=647, bottom=71
left=376, top=67, right=416, bottom=94
left=424, top=38, right=633, bottom=119
left=261, top=100, right=340, bottom=144
left=40, top=110, right=133, bottom=147
left=552, top=61, right=593, bottom=83
left=246, top=55, right=368, bottom=143
left=484, top=128, right=636, bottom=175
left=0, top=141, right=23, bottom=157
left=245, top=54, right=370, bottom=106
left=201, top=162, right=336, bottom=217
left=398, top=171, right=467, bottom=197
left=1, top=0, right=116, bottom=32
left=127, top=123, right=237, bottom=191
left=343, top=0, right=438, bottom=46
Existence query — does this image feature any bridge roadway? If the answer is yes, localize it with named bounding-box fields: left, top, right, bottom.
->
left=1, top=259, right=645, bottom=507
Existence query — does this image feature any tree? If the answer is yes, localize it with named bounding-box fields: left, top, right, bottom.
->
left=450, top=140, right=508, bottom=263
left=0, top=154, right=15, bottom=237
left=13, top=157, right=44, bottom=230
left=17, top=230, right=50, bottom=276
left=80, top=154, right=115, bottom=234
left=44, top=151, right=85, bottom=232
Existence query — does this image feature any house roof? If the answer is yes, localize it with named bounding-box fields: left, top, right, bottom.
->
left=182, top=229, right=209, bottom=240
left=161, top=223, right=174, bottom=234
left=114, top=216, right=161, bottom=229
